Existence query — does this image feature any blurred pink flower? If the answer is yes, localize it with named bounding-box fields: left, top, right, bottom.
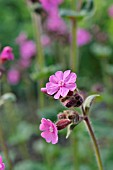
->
left=19, top=59, right=31, bottom=69
left=0, top=155, right=5, bottom=170
left=46, top=8, right=67, bottom=33
left=20, top=40, right=36, bottom=59
left=108, top=5, right=113, bottom=18
left=42, top=70, right=77, bottom=99
left=7, top=69, right=20, bottom=85
left=16, top=32, right=27, bottom=45
left=39, top=118, right=58, bottom=144
left=0, top=46, right=14, bottom=62
left=39, top=0, right=63, bottom=12
left=77, top=28, right=91, bottom=47
left=41, top=35, right=51, bottom=47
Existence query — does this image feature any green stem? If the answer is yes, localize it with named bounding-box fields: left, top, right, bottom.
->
left=27, top=1, right=45, bottom=108
left=0, top=80, right=13, bottom=170
left=70, top=18, right=78, bottom=72
left=82, top=107, right=104, bottom=170
left=0, top=121, right=13, bottom=170
left=70, top=0, right=79, bottom=73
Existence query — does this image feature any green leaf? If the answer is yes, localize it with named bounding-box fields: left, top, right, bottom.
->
left=60, top=9, right=87, bottom=20
left=83, top=94, right=100, bottom=114
left=14, top=160, right=46, bottom=170
left=8, top=122, right=36, bottom=145
left=66, top=123, right=74, bottom=139
left=90, top=43, right=112, bottom=58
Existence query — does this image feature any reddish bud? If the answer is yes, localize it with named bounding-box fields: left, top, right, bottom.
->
left=56, top=119, right=71, bottom=130
left=57, top=113, right=67, bottom=119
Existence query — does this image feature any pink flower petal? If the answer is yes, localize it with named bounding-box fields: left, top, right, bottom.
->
left=49, top=75, right=58, bottom=83
left=65, top=83, right=77, bottom=91
left=51, top=133, right=58, bottom=144
left=41, top=131, right=51, bottom=143
left=41, top=87, right=47, bottom=94
left=63, top=70, right=71, bottom=80
left=46, top=82, right=59, bottom=95
left=60, top=87, right=69, bottom=97
left=54, top=89, right=61, bottom=99
left=55, top=71, right=63, bottom=81
left=0, top=156, right=2, bottom=163
left=66, top=73, right=77, bottom=83
left=41, top=118, right=51, bottom=128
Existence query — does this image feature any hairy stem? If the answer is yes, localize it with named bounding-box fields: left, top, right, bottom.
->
left=82, top=107, right=104, bottom=170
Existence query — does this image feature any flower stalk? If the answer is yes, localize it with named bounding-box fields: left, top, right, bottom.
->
left=26, top=0, right=45, bottom=108
left=82, top=106, right=104, bottom=170
left=0, top=125, right=13, bottom=170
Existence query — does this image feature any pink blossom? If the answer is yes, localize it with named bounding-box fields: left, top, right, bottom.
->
left=41, top=35, right=51, bottom=47
left=7, top=69, right=20, bottom=85
left=108, top=5, right=113, bottom=18
left=77, top=28, right=91, bottom=47
left=39, top=118, right=58, bottom=144
left=0, top=155, right=5, bottom=170
left=39, top=0, right=63, bottom=12
left=16, top=32, right=27, bottom=45
left=46, top=8, right=67, bottom=33
left=20, top=40, right=36, bottom=59
left=0, top=46, right=14, bottom=62
left=42, top=70, right=77, bottom=99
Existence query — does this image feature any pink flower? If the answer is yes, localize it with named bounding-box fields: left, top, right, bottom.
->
left=39, top=0, right=63, bottom=12
left=0, top=46, right=14, bottom=62
left=77, top=28, right=91, bottom=47
left=46, top=8, right=67, bottom=33
left=16, top=32, right=27, bottom=45
left=108, top=5, right=113, bottom=18
left=20, top=40, right=36, bottom=60
left=0, top=155, right=5, bottom=170
left=39, top=118, right=58, bottom=144
left=41, top=70, right=77, bottom=99
left=7, top=69, right=20, bottom=85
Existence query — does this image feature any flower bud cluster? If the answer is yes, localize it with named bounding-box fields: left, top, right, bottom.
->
left=60, top=91, right=84, bottom=108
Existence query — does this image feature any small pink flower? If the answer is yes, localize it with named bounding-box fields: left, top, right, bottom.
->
left=20, top=40, right=36, bottom=60
left=108, top=5, right=113, bottom=18
left=0, top=155, right=5, bottom=170
left=7, top=69, right=20, bottom=85
left=77, top=28, right=91, bottom=47
left=39, top=118, right=58, bottom=144
left=39, top=0, right=63, bottom=12
left=46, top=8, right=67, bottom=34
left=0, top=46, right=14, bottom=62
left=41, top=70, right=77, bottom=99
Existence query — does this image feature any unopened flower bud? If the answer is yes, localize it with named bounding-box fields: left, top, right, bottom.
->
left=60, top=92, right=83, bottom=108
left=56, top=119, right=72, bottom=130
left=0, top=46, right=14, bottom=63
left=57, top=113, right=67, bottom=119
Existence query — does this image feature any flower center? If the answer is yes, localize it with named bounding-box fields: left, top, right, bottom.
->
left=58, top=80, right=64, bottom=87
left=49, top=126, right=54, bottom=133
